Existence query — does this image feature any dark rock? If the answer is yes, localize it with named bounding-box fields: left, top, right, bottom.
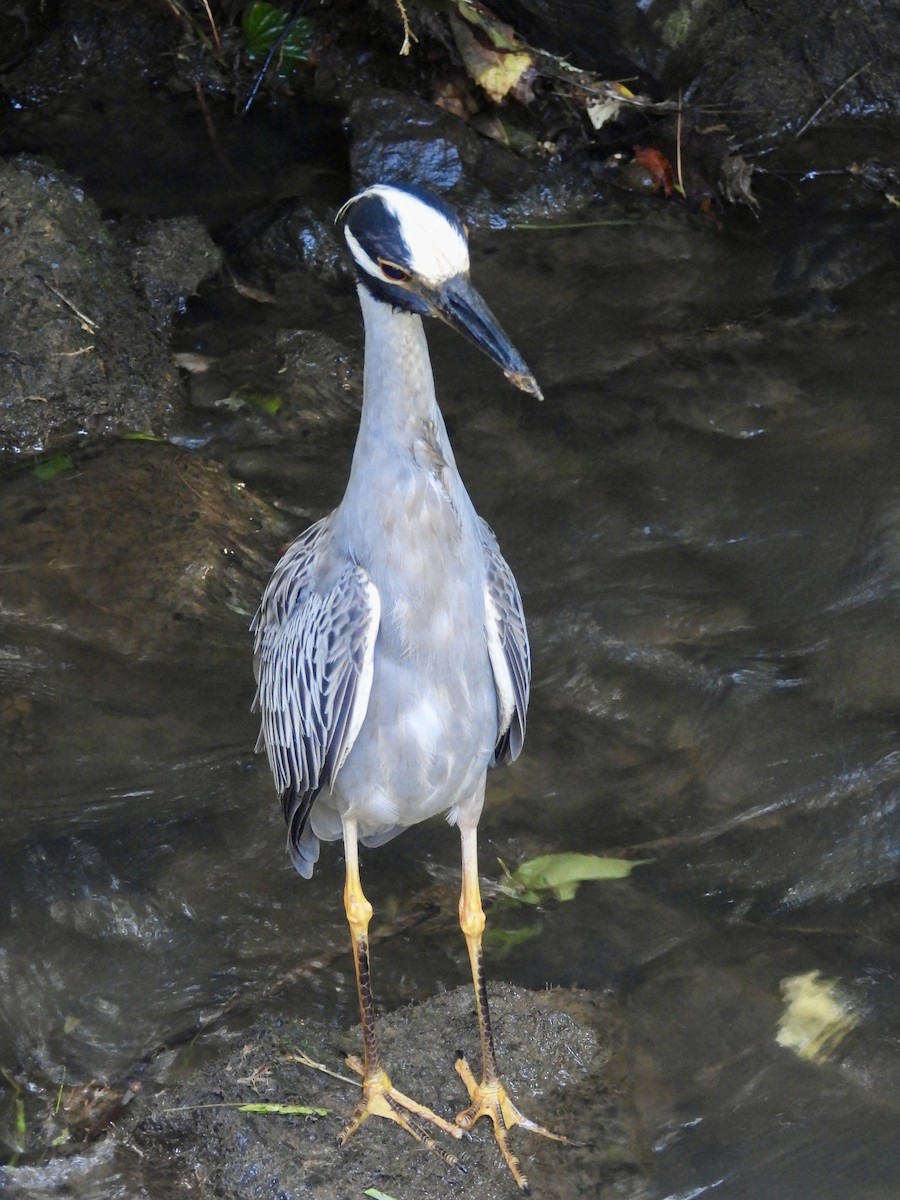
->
left=131, top=984, right=646, bottom=1200
left=0, top=157, right=181, bottom=456
left=488, top=0, right=651, bottom=79
left=349, top=89, right=530, bottom=199
left=347, top=89, right=592, bottom=225
left=125, top=217, right=224, bottom=327
left=0, top=0, right=61, bottom=73
left=645, top=0, right=900, bottom=135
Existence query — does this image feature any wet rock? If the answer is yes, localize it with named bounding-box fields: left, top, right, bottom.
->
left=0, top=442, right=285, bottom=657
left=131, top=984, right=646, bottom=1200
left=124, top=216, right=224, bottom=327
left=347, top=90, right=591, bottom=225
left=274, top=329, right=363, bottom=424
left=645, top=0, right=900, bottom=135
left=0, top=156, right=181, bottom=456
left=1, top=0, right=176, bottom=101
left=231, top=199, right=349, bottom=284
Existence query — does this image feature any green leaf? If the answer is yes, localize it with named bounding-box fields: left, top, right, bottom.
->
left=238, top=1102, right=329, bottom=1116
left=249, top=392, right=282, bottom=415
left=232, top=386, right=282, bottom=415
left=32, top=452, right=73, bottom=480
left=242, top=2, right=313, bottom=68
left=505, top=852, right=650, bottom=903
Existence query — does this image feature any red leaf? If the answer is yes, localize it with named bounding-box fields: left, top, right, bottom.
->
left=632, top=145, right=674, bottom=197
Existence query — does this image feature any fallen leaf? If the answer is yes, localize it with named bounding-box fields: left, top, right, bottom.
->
left=483, top=923, right=543, bottom=955
left=776, top=971, right=859, bottom=1063
left=632, top=145, right=674, bottom=196
left=33, top=453, right=74, bottom=481
left=231, top=277, right=277, bottom=305
left=720, top=152, right=760, bottom=211
left=586, top=96, right=624, bottom=130
left=173, top=351, right=214, bottom=373
left=453, top=0, right=521, bottom=50
left=503, top=852, right=649, bottom=903
left=450, top=13, right=535, bottom=104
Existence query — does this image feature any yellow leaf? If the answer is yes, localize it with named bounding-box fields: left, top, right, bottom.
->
left=776, top=971, right=859, bottom=1063
left=451, top=15, right=534, bottom=103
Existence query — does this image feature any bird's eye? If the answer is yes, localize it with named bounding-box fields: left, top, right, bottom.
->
left=378, top=259, right=411, bottom=283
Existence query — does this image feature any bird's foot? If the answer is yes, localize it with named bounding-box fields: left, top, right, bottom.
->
left=341, top=1056, right=467, bottom=1173
left=454, top=1054, right=570, bottom=1193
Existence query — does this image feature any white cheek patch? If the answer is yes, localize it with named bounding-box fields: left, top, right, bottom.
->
left=363, top=184, right=470, bottom=284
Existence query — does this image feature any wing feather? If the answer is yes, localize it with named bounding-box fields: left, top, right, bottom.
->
left=251, top=518, right=380, bottom=862
left=479, top=518, right=530, bottom=765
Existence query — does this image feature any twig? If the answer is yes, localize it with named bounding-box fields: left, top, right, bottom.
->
left=794, top=63, right=870, bottom=140
left=509, top=219, right=643, bottom=230
left=281, top=1051, right=361, bottom=1088
left=674, top=89, right=686, bottom=197
left=197, top=0, right=222, bottom=57
left=393, top=0, right=417, bottom=56
left=40, top=280, right=99, bottom=333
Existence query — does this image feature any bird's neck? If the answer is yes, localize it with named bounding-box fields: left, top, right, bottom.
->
left=355, top=285, right=445, bottom=441
left=339, top=286, right=463, bottom=550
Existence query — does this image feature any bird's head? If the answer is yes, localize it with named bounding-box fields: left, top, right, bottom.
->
left=337, top=183, right=543, bottom=400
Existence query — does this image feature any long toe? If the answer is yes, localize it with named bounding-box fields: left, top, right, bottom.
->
left=340, top=1057, right=466, bottom=1173
left=454, top=1055, right=570, bottom=1192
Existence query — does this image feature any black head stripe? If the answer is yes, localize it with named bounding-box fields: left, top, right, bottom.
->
left=343, top=192, right=410, bottom=273
left=340, top=184, right=467, bottom=316
left=341, top=185, right=466, bottom=274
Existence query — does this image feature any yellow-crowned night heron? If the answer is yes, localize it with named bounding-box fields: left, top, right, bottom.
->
left=252, top=183, right=562, bottom=1189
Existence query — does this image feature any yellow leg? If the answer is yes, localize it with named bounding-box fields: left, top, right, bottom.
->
left=455, top=822, right=569, bottom=1192
left=339, top=818, right=465, bottom=1169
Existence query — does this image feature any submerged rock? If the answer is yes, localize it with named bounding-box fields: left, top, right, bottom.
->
left=0, top=441, right=285, bottom=657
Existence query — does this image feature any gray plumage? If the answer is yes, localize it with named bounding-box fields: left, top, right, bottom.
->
left=251, top=183, right=534, bottom=879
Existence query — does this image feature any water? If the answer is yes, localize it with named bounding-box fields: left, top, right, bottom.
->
left=1, top=164, right=899, bottom=1196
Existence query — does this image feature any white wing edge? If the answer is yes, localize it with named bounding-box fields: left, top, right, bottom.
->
left=329, top=575, right=381, bottom=784
left=484, top=586, right=516, bottom=741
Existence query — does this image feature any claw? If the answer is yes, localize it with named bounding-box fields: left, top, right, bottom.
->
left=340, top=1057, right=467, bottom=1173
left=454, top=1055, right=570, bottom=1192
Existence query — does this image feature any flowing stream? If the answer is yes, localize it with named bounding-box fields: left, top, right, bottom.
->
left=1, top=116, right=898, bottom=1200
